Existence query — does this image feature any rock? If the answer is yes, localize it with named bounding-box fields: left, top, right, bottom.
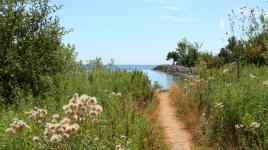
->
left=152, top=65, right=196, bottom=75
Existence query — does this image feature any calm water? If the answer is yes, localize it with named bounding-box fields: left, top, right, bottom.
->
left=116, top=65, right=182, bottom=89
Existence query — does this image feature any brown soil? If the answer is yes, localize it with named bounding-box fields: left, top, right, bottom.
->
left=156, top=90, right=192, bottom=150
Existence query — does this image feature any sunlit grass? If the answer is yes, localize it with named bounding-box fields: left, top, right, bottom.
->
left=0, top=69, right=167, bottom=150
left=177, top=64, right=268, bottom=149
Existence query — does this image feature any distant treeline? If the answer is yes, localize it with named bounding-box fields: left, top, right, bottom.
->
left=166, top=6, right=268, bottom=68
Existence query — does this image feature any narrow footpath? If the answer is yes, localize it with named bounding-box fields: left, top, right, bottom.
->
left=156, top=90, right=192, bottom=150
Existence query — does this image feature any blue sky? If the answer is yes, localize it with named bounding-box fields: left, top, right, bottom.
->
left=55, top=0, right=267, bottom=65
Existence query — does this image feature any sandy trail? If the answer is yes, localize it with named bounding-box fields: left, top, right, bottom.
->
left=156, top=90, right=192, bottom=150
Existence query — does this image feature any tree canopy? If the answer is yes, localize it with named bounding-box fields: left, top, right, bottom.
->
left=166, top=38, right=200, bottom=67
left=0, top=0, right=76, bottom=104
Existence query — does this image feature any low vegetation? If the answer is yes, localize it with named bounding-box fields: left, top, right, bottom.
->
left=0, top=67, right=168, bottom=150
left=176, top=65, right=268, bottom=149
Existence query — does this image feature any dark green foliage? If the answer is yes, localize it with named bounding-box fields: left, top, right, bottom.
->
left=166, top=51, right=178, bottom=65
left=0, top=0, right=76, bottom=104
left=198, top=52, right=224, bottom=69
left=218, top=36, right=239, bottom=63
left=166, top=38, right=200, bottom=67
left=243, top=32, right=268, bottom=66
left=220, top=7, right=268, bottom=67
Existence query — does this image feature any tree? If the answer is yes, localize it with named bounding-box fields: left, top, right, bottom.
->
left=175, top=38, right=201, bottom=67
left=166, top=51, right=178, bottom=65
left=0, top=0, right=76, bottom=104
left=218, top=36, right=238, bottom=63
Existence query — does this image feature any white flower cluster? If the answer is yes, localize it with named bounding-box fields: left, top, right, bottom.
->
left=115, top=144, right=124, bottom=150
left=226, top=83, right=232, bottom=87
left=249, top=74, right=257, bottom=79
left=5, top=118, right=29, bottom=135
left=111, top=92, right=122, bottom=97
left=207, top=76, right=214, bottom=80
left=250, top=122, right=261, bottom=129
left=32, top=136, right=40, bottom=142
left=223, top=69, right=229, bottom=74
left=62, top=93, right=103, bottom=120
left=185, top=75, right=207, bottom=86
left=114, top=135, right=131, bottom=150
left=235, top=124, right=244, bottom=129
left=44, top=117, right=79, bottom=143
left=263, top=80, right=268, bottom=85
left=215, top=102, right=224, bottom=108
left=25, top=107, right=47, bottom=121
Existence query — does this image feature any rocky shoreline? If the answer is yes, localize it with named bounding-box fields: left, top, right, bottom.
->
left=152, top=65, right=196, bottom=75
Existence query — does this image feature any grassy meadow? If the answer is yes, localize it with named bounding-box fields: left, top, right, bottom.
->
left=0, top=68, right=168, bottom=150
left=172, top=64, right=268, bottom=149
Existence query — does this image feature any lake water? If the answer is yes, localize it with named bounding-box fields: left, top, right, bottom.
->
left=116, top=65, right=183, bottom=89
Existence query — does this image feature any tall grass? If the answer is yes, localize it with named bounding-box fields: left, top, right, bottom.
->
left=176, top=64, right=268, bottom=149
left=0, top=69, right=167, bottom=150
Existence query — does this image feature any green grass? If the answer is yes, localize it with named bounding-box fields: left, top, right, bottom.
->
left=0, top=69, right=167, bottom=150
left=181, top=64, right=268, bottom=149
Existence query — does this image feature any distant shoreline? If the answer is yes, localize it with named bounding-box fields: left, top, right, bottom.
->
left=152, top=64, right=196, bottom=75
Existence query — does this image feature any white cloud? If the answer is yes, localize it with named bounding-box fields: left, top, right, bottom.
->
left=147, top=0, right=190, bottom=11
left=161, top=15, right=200, bottom=23
left=153, top=5, right=189, bottom=11
left=219, top=19, right=225, bottom=30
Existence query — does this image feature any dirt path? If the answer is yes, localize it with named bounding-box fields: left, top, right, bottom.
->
left=156, top=90, right=192, bottom=150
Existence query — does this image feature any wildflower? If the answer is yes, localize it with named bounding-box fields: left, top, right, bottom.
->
left=32, top=136, right=40, bottom=142
left=235, top=124, right=244, bottom=129
left=10, top=118, right=29, bottom=129
left=229, top=62, right=236, bottom=65
left=115, top=144, right=123, bottom=150
left=73, top=93, right=79, bottom=99
left=72, top=124, right=80, bottom=131
left=223, top=69, right=229, bottom=74
left=208, top=77, right=214, bottom=80
left=190, top=82, right=195, bottom=86
left=263, top=81, right=268, bottom=85
left=249, top=74, right=257, bottom=79
left=63, top=105, right=69, bottom=111
left=127, top=139, right=132, bottom=145
left=79, top=94, right=90, bottom=101
left=69, top=93, right=79, bottom=103
left=26, top=107, right=47, bottom=120
left=51, top=119, right=57, bottom=124
left=52, top=114, right=60, bottom=120
left=250, top=122, right=261, bottom=129
left=89, top=110, right=99, bottom=117
left=89, top=97, right=97, bottom=105
left=111, top=92, right=122, bottom=97
left=63, top=133, right=70, bottom=138
left=121, top=135, right=127, bottom=139
left=215, top=102, right=224, bottom=108
left=60, top=117, right=71, bottom=125
left=6, top=118, right=29, bottom=135
left=94, top=105, right=103, bottom=113
left=116, top=92, right=122, bottom=97
left=44, top=117, right=79, bottom=142
left=63, top=94, right=103, bottom=120
left=5, top=127, right=16, bottom=135
left=50, top=134, right=62, bottom=143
